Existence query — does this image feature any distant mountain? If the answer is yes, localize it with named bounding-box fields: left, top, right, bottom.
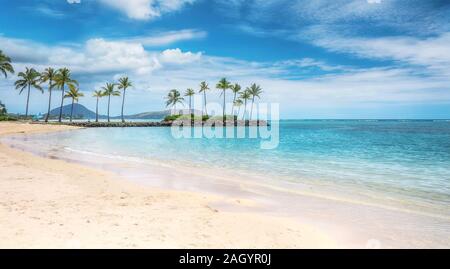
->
left=45, top=104, right=100, bottom=119
left=44, top=104, right=175, bottom=120
left=112, top=110, right=169, bottom=120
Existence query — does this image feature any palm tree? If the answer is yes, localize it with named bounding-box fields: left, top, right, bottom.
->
left=246, top=83, right=263, bottom=120
left=233, top=98, right=243, bottom=118
left=117, top=77, right=132, bottom=123
left=230, top=83, right=241, bottom=114
left=184, top=88, right=195, bottom=113
left=41, top=68, right=58, bottom=122
left=92, top=90, right=104, bottom=122
left=239, top=90, right=251, bottom=120
left=0, top=100, right=6, bottom=115
left=185, top=88, right=195, bottom=124
left=216, top=78, right=232, bottom=124
left=54, top=68, right=78, bottom=122
left=199, top=81, right=209, bottom=118
left=64, top=85, right=84, bottom=122
left=101, top=82, right=120, bottom=122
left=0, top=50, right=14, bottom=78
left=165, top=89, right=184, bottom=115
left=14, top=68, right=42, bottom=117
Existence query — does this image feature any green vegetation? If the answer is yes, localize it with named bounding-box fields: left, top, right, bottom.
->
left=92, top=90, right=104, bottom=123
left=54, top=68, right=78, bottom=122
left=41, top=67, right=57, bottom=122
left=64, top=85, right=84, bottom=122
left=216, top=78, right=232, bottom=123
left=118, top=77, right=132, bottom=123
left=165, top=89, right=184, bottom=114
left=246, top=83, right=263, bottom=120
left=0, top=50, right=14, bottom=78
left=199, top=81, right=209, bottom=117
left=102, top=82, right=120, bottom=123
left=14, top=67, right=43, bottom=118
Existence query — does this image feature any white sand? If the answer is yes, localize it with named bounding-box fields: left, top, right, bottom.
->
left=0, top=122, right=336, bottom=248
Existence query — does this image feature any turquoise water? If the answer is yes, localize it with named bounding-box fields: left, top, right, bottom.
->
left=8, top=120, right=450, bottom=216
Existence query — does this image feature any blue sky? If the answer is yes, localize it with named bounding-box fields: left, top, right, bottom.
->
left=1, top=0, right=450, bottom=119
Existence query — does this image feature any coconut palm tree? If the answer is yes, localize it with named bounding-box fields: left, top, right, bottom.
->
left=185, top=88, right=195, bottom=124
left=54, top=68, right=78, bottom=122
left=184, top=88, right=195, bottom=113
left=0, top=100, right=6, bottom=115
left=230, top=83, right=241, bottom=121
left=92, top=90, right=104, bottom=122
left=216, top=78, right=232, bottom=124
left=165, top=89, right=184, bottom=115
left=199, top=81, right=209, bottom=118
left=117, top=77, right=132, bottom=123
left=0, top=50, right=14, bottom=78
left=233, top=98, right=243, bottom=118
left=64, top=85, right=84, bottom=122
left=102, top=82, right=120, bottom=122
left=246, top=83, right=263, bottom=120
left=14, top=68, right=43, bottom=118
left=239, top=90, right=251, bottom=120
left=41, top=68, right=58, bottom=122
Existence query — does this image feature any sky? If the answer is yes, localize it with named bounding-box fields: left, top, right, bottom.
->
left=0, top=0, right=450, bottom=119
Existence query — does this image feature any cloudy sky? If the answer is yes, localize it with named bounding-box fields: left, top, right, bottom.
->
left=1, top=0, right=449, bottom=118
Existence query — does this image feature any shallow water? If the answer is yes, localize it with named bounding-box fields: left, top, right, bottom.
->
left=3, top=120, right=450, bottom=247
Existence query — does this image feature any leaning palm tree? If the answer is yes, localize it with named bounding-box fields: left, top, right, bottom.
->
left=199, top=81, right=209, bottom=118
left=92, top=90, right=104, bottom=122
left=230, top=83, right=241, bottom=124
left=54, top=68, right=78, bottom=122
left=216, top=78, right=232, bottom=123
left=102, top=82, right=120, bottom=122
left=14, top=68, right=42, bottom=117
left=239, top=90, right=251, bottom=120
left=41, top=67, right=58, bottom=122
left=64, top=85, right=84, bottom=122
left=165, top=89, right=184, bottom=115
left=246, top=83, right=263, bottom=120
left=0, top=50, right=14, bottom=78
left=233, top=98, right=243, bottom=118
left=117, top=77, right=132, bottom=123
left=230, top=83, right=241, bottom=114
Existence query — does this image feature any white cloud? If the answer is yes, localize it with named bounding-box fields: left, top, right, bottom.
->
left=98, top=0, right=196, bottom=20
left=1, top=34, right=450, bottom=118
left=67, top=0, right=81, bottom=3
left=125, top=29, right=206, bottom=46
left=308, top=32, right=450, bottom=75
left=159, top=48, right=201, bottom=64
left=367, top=0, right=381, bottom=4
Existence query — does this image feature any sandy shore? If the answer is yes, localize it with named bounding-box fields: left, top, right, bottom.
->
left=0, top=121, right=335, bottom=248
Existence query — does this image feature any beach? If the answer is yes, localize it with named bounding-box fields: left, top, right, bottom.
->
left=0, top=122, right=335, bottom=248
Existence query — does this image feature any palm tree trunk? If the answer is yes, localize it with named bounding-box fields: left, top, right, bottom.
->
left=242, top=99, right=247, bottom=120
left=121, top=88, right=126, bottom=123
left=70, top=99, right=74, bottom=122
left=250, top=96, right=255, bottom=120
left=222, top=90, right=226, bottom=125
left=107, top=94, right=111, bottom=123
left=58, top=83, right=65, bottom=122
left=231, top=92, right=237, bottom=117
left=203, top=91, right=207, bottom=116
left=95, top=97, right=99, bottom=122
left=45, top=80, right=52, bottom=122
left=25, top=84, right=31, bottom=118
left=189, top=96, right=193, bottom=125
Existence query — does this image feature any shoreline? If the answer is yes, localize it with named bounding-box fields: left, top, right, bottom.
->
left=0, top=122, right=336, bottom=248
